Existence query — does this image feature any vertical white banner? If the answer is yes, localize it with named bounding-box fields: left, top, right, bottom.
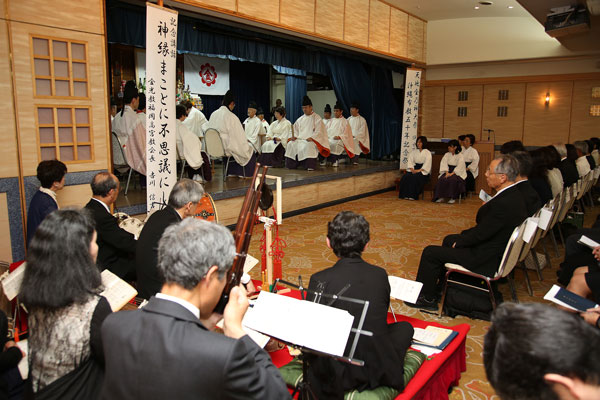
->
left=146, top=3, right=178, bottom=213
left=400, top=68, right=421, bottom=169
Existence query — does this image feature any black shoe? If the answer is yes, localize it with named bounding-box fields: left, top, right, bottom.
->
left=405, top=296, right=439, bottom=312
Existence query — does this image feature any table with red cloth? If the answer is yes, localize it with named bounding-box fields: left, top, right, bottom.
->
left=265, top=286, right=470, bottom=400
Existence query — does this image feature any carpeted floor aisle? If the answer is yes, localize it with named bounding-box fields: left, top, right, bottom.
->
left=246, top=190, right=593, bottom=399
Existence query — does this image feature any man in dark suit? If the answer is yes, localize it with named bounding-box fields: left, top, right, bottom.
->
left=554, top=143, right=579, bottom=187
left=511, top=151, right=542, bottom=215
left=84, top=172, right=136, bottom=280
left=307, top=211, right=413, bottom=399
left=101, top=218, right=290, bottom=400
left=409, top=154, right=528, bottom=310
left=136, top=178, right=204, bottom=299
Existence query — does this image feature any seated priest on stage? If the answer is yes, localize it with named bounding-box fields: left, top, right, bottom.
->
left=243, top=101, right=265, bottom=153
left=307, top=211, right=414, bottom=398
left=432, top=139, right=467, bottom=204
left=398, top=136, right=432, bottom=200
left=182, top=99, right=208, bottom=139
left=320, top=102, right=355, bottom=167
left=347, top=102, right=370, bottom=164
left=176, top=105, right=212, bottom=182
left=259, top=106, right=291, bottom=167
left=207, top=90, right=257, bottom=178
left=408, top=154, right=528, bottom=311
left=136, top=178, right=204, bottom=300
left=84, top=172, right=137, bottom=280
left=322, top=103, right=332, bottom=129
left=462, top=134, right=480, bottom=193
left=257, top=108, right=270, bottom=134
left=101, top=218, right=290, bottom=400
left=112, top=80, right=146, bottom=177
left=285, top=95, right=330, bottom=171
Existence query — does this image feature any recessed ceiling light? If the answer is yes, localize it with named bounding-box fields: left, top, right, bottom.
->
left=474, top=6, right=480, bottom=9
left=508, top=5, right=514, bottom=8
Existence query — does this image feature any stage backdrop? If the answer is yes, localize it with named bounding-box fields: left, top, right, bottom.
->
left=400, top=68, right=421, bottom=169
left=184, top=54, right=230, bottom=96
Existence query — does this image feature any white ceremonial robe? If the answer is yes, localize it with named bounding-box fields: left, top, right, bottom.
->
left=327, top=116, right=355, bottom=156
left=439, top=152, right=467, bottom=180
left=323, top=118, right=332, bottom=130
left=183, top=106, right=208, bottom=138
left=592, top=149, right=600, bottom=166
left=407, top=149, right=432, bottom=175
left=261, top=119, right=269, bottom=135
left=461, top=146, right=479, bottom=179
left=286, top=112, right=330, bottom=161
left=207, top=106, right=254, bottom=167
left=576, top=156, right=591, bottom=178
left=262, top=118, right=292, bottom=153
left=348, top=114, right=370, bottom=155
left=176, top=120, right=203, bottom=169
left=243, top=116, right=264, bottom=153
left=112, top=105, right=146, bottom=174
left=137, top=112, right=146, bottom=128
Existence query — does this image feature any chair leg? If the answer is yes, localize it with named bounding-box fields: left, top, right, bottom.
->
left=224, top=157, right=230, bottom=182
left=508, top=271, right=519, bottom=303
left=558, top=224, right=566, bottom=247
left=438, top=272, right=451, bottom=318
left=522, top=264, right=533, bottom=296
left=550, top=229, right=560, bottom=258
left=125, top=168, right=133, bottom=196
left=485, top=279, right=497, bottom=310
left=532, top=248, right=544, bottom=281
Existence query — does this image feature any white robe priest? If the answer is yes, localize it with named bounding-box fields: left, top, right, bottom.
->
left=112, top=104, right=146, bottom=175
left=348, top=103, right=370, bottom=163
left=243, top=115, right=264, bottom=153
left=321, top=103, right=355, bottom=166
left=183, top=106, right=208, bottom=139
left=259, top=115, right=291, bottom=167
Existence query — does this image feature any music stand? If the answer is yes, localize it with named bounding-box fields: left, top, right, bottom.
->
left=262, top=277, right=373, bottom=399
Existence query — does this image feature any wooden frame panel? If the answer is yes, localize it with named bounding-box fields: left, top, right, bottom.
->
left=481, top=84, right=526, bottom=145
left=315, top=0, right=344, bottom=41
left=407, top=16, right=424, bottom=62
left=523, top=81, right=573, bottom=146
left=368, top=0, right=390, bottom=53
left=389, top=8, right=408, bottom=58
left=443, top=85, right=483, bottom=138
left=343, top=0, right=369, bottom=48
left=280, top=0, right=315, bottom=33
left=569, top=80, right=600, bottom=142
left=238, top=0, right=280, bottom=24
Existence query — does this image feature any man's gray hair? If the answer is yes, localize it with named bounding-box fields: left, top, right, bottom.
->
left=552, top=143, right=567, bottom=158
left=494, top=154, right=519, bottom=182
left=168, top=178, right=205, bottom=209
left=573, top=140, right=588, bottom=155
left=157, top=218, right=235, bottom=290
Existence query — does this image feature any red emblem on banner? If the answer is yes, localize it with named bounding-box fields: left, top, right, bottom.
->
left=199, top=63, right=218, bottom=87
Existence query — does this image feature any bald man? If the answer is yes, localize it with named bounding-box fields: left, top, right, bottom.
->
left=84, top=172, right=137, bottom=280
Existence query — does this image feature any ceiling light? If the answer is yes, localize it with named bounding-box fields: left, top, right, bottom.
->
left=474, top=6, right=480, bottom=9
left=508, top=5, right=514, bottom=8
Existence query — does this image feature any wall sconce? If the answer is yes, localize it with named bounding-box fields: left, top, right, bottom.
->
left=545, top=91, right=551, bottom=107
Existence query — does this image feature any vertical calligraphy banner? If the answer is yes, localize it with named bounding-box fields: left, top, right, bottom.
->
left=399, top=68, right=422, bottom=170
left=146, top=3, right=178, bottom=214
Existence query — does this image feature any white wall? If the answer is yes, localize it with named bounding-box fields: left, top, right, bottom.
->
left=271, top=79, right=286, bottom=108
left=307, top=90, right=338, bottom=117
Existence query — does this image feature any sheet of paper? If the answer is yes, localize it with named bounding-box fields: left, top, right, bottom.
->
left=538, top=207, right=552, bottom=230
left=243, top=291, right=354, bottom=357
left=578, top=235, right=600, bottom=250
left=424, top=326, right=454, bottom=347
left=412, top=327, right=438, bottom=345
left=16, top=340, right=28, bottom=379
left=1, top=263, right=26, bottom=301
left=479, top=189, right=491, bottom=203
left=410, top=344, right=441, bottom=356
left=216, top=309, right=270, bottom=348
left=100, top=269, right=138, bottom=311
left=388, top=276, right=423, bottom=304
left=243, top=254, right=259, bottom=274
left=523, top=218, right=539, bottom=244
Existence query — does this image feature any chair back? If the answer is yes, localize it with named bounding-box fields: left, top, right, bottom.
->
left=558, top=185, right=576, bottom=223
left=111, top=132, right=128, bottom=168
left=518, top=214, right=541, bottom=263
left=204, top=128, right=227, bottom=158
left=495, top=220, right=526, bottom=279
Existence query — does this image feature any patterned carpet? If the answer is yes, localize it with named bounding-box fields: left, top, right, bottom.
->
left=245, top=190, right=591, bottom=399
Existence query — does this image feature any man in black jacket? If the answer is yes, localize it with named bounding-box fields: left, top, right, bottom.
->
left=554, top=143, right=579, bottom=188
left=136, top=178, right=204, bottom=299
left=409, top=154, right=528, bottom=310
left=84, top=172, right=136, bottom=280
left=511, top=151, right=542, bottom=216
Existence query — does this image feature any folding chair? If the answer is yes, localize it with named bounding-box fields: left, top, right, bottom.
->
left=438, top=220, right=526, bottom=317
left=204, top=128, right=236, bottom=181
left=111, top=132, right=135, bottom=196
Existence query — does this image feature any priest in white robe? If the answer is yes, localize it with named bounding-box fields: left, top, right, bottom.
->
left=348, top=102, right=370, bottom=164
left=285, top=96, right=330, bottom=171
left=243, top=101, right=265, bottom=154
left=322, top=104, right=332, bottom=129
left=182, top=100, right=208, bottom=139
left=176, top=105, right=212, bottom=182
left=259, top=106, right=291, bottom=167
left=112, top=81, right=146, bottom=176
left=320, top=102, right=354, bottom=167
left=206, top=90, right=257, bottom=178
left=257, top=108, right=270, bottom=136
left=137, top=93, right=146, bottom=127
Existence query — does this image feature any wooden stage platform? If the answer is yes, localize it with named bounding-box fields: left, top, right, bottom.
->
left=115, top=159, right=400, bottom=225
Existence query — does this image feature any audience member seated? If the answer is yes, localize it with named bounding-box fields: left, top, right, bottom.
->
left=26, top=160, right=67, bottom=245
left=0, top=310, right=23, bottom=399
left=557, top=227, right=600, bottom=285
left=176, top=105, right=212, bottom=182
left=320, top=102, right=355, bottom=167
left=585, top=140, right=597, bottom=169
left=432, top=139, right=466, bottom=204
left=591, top=137, right=600, bottom=166
left=554, top=142, right=579, bottom=188
left=100, top=218, right=290, bottom=400
left=136, top=178, right=204, bottom=299
left=259, top=106, right=291, bottom=167
left=306, top=211, right=414, bottom=398
left=510, top=151, right=542, bottom=216
left=84, top=172, right=136, bottom=280
left=206, top=90, right=257, bottom=178
left=573, top=141, right=591, bottom=178
left=529, top=148, right=553, bottom=205
left=484, top=303, right=600, bottom=400
left=542, top=145, right=564, bottom=197
left=566, top=251, right=600, bottom=307
left=285, top=95, right=330, bottom=171
left=461, top=134, right=480, bottom=193
left=499, top=140, right=525, bottom=154
left=112, top=80, right=146, bottom=176
left=408, top=155, right=528, bottom=310
left=21, top=209, right=112, bottom=399
left=398, top=136, right=432, bottom=200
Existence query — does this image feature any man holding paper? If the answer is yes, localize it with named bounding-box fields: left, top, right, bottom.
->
left=306, top=211, right=413, bottom=398
left=101, top=218, right=289, bottom=400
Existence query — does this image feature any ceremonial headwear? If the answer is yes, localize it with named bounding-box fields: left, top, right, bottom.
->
left=222, top=90, right=235, bottom=106
left=350, top=101, right=360, bottom=109
left=324, top=104, right=332, bottom=113
left=256, top=108, right=264, bottom=116
left=248, top=101, right=258, bottom=110
left=334, top=102, right=343, bottom=111
left=302, top=96, right=312, bottom=106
